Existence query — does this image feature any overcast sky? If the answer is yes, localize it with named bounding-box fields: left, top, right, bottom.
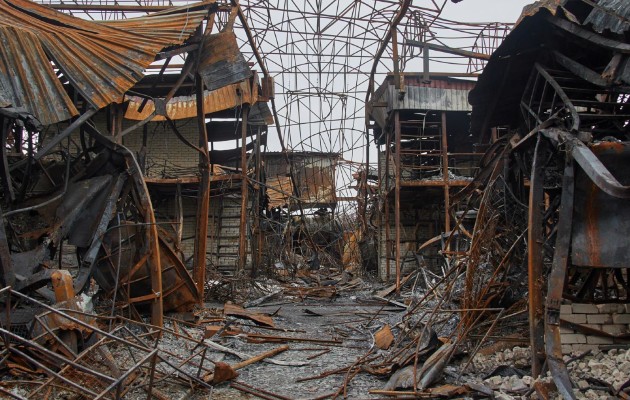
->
left=441, top=0, right=533, bottom=23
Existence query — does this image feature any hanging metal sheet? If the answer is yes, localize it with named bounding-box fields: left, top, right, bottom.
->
left=0, top=0, right=209, bottom=125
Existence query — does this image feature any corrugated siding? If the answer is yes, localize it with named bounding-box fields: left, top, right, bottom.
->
left=387, top=85, right=472, bottom=112
left=267, top=176, right=293, bottom=208
left=0, top=27, right=77, bottom=125
left=584, top=0, right=630, bottom=34
left=0, top=0, right=207, bottom=124
left=264, top=153, right=338, bottom=207
left=125, top=81, right=255, bottom=121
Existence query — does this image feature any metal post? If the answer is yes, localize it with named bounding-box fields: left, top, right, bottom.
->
left=0, top=207, right=14, bottom=288
left=441, top=112, right=451, bottom=235
left=528, top=134, right=545, bottom=377
left=384, top=133, right=391, bottom=282
left=194, top=72, right=211, bottom=303
left=394, top=110, right=401, bottom=292
left=238, top=105, right=250, bottom=273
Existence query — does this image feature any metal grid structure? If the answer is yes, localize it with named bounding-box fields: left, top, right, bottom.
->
left=36, top=0, right=513, bottom=215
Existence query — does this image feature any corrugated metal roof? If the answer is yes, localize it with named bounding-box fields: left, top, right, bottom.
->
left=387, top=86, right=472, bottom=112
left=583, top=0, right=630, bottom=34
left=0, top=26, right=77, bottom=125
left=124, top=81, right=269, bottom=121
left=0, top=0, right=209, bottom=125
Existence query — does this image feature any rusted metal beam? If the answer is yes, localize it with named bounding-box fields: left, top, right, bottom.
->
left=551, top=51, right=611, bottom=87
left=394, top=110, right=401, bottom=291
left=0, top=118, right=15, bottom=203
left=34, top=108, right=97, bottom=160
left=548, top=16, right=630, bottom=54
left=441, top=111, right=451, bottom=235
left=83, top=124, right=164, bottom=326
left=528, top=134, right=546, bottom=377
left=0, top=208, right=14, bottom=287
left=193, top=71, right=211, bottom=303
left=238, top=105, right=250, bottom=274
left=406, top=40, right=491, bottom=60
left=545, top=161, right=577, bottom=400
left=385, top=135, right=391, bottom=282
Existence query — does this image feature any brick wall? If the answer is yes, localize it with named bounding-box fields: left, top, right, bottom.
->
left=122, top=118, right=200, bottom=178
left=377, top=204, right=437, bottom=280
left=560, top=302, right=630, bottom=354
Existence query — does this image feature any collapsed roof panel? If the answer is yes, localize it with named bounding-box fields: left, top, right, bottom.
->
left=583, top=0, right=630, bottom=34
left=125, top=80, right=264, bottom=121
left=198, top=30, right=253, bottom=91
left=0, top=0, right=209, bottom=124
left=0, top=26, right=78, bottom=125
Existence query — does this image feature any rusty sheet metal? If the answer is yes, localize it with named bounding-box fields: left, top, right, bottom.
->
left=514, top=0, right=565, bottom=27
left=265, top=153, right=338, bottom=208
left=0, top=27, right=78, bottom=126
left=583, top=0, right=630, bottom=34
left=386, top=85, right=472, bottom=112
left=102, top=1, right=215, bottom=41
left=571, top=141, right=630, bottom=268
left=31, top=295, right=96, bottom=343
left=266, top=176, right=293, bottom=208
left=0, top=0, right=208, bottom=124
left=125, top=81, right=256, bottom=121
left=198, top=30, right=253, bottom=91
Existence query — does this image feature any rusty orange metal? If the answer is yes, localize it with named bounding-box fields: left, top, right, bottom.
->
left=0, top=0, right=209, bottom=125
left=124, top=81, right=256, bottom=121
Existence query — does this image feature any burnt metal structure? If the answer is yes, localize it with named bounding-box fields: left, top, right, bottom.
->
left=0, top=0, right=272, bottom=325
left=466, top=0, right=630, bottom=397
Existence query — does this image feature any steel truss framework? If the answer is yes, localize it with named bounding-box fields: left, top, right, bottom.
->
left=37, top=0, right=511, bottom=215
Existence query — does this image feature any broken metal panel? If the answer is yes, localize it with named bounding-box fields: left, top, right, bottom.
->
left=583, top=0, right=630, bottom=34
left=571, top=142, right=630, bottom=268
left=264, top=152, right=338, bottom=210
left=386, top=85, right=473, bottom=113
left=267, top=176, right=293, bottom=208
left=101, top=2, right=215, bottom=41
left=0, top=27, right=78, bottom=126
left=54, top=175, right=114, bottom=247
left=124, top=80, right=256, bottom=121
left=0, top=0, right=208, bottom=122
left=198, top=30, right=253, bottom=92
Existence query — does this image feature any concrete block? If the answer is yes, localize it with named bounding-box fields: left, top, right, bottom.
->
left=586, top=336, right=614, bottom=345
left=613, top=314, right=630, bottom=324
left=572, top=304, right=599, bottom=314
left=626, top=304, right=630, bottom=313
left=583, top=324, right=602, bottom=331
left=560, top=304, right=573, bottom=314
left=562, top=314, right=587, bottom=324
left=570, top=344, right=596, bottom=354
left=559, top=326, right=575, bottom=334
left=596, top=304, right=625, bottom=314
left=601, top=324, right=627, bottom=336
left=587, top=314, right=612, bottom=324
left=561, top=333, right=587, bottom=344
left=561, top=344, right=573, bottom=354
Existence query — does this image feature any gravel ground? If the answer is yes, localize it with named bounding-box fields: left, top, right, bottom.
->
left=3, top=287, right=628, bottom=399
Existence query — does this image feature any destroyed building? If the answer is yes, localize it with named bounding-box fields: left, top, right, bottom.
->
left=1, top=0, right=630, bottom=399
left=368, top=74, right=479, bottom=280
